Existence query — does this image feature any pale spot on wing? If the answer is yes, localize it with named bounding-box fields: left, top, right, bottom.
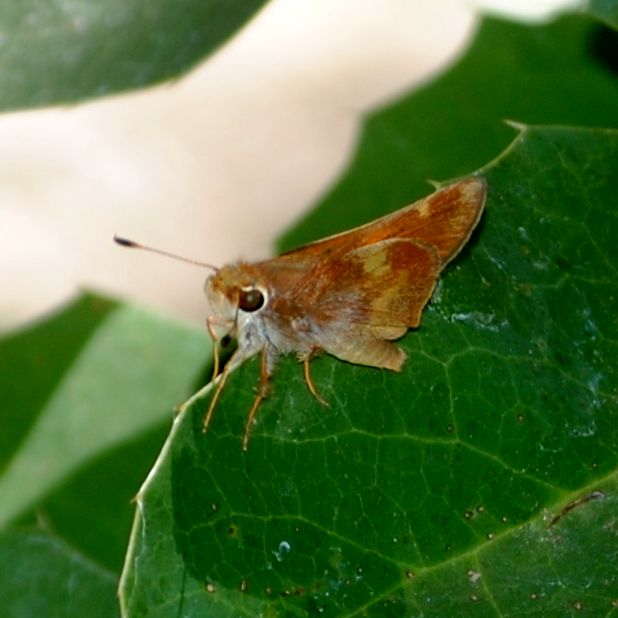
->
left=362, top=246, right=391, bottom=277
left=371, top=271, right=408, bottom=315
left=416, top=200, right=432, bottom=218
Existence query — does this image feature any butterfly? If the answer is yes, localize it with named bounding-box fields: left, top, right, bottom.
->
left=116, top=177, right=486, bottom=449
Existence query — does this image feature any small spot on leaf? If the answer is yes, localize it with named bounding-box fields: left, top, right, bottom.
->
left=467, top=569, right=481, bottom=584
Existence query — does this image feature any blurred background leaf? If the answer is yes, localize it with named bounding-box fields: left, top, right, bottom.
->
left=0, top=296, right=210, bottom=616
left=589, top=0, right=618, bottom=28
left=0, top=0, right=268, bottom=111
left=0, top=529, right=119, bottom=618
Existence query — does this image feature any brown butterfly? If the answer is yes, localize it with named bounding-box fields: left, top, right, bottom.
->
left=115, top=177, right=486, bottom=449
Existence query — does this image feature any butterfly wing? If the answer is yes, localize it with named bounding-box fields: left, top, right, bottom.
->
left=308, top=238, right=442, bottom=370
left=276, top=177, right=485, bottom=265
left=256, top=178, right=486, bottom=369
left=258, top=238, right=441, bottom=370
left=329, top=238, right=442, bottom=333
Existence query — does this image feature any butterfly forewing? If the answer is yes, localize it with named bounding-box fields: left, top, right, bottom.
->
left=252, top=178, right=486, bottom=376
left=260, top=177, right=485, bottom=332
left=320, top=239, right=442, bottom=330
left=390, top=178, right=486, bottom=263
left=274, top=177, right=485, bottom=265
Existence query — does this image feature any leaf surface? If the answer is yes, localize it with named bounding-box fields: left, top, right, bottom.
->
left=120, top=124, right=618, bottom=616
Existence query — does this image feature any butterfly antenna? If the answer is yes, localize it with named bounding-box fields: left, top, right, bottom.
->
left=113, top=235, right=219, bottom=272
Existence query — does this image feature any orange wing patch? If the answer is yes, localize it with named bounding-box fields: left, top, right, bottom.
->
left=275, top=177, right=485, bottom=265
left=339, top=239, right=442, bottom=332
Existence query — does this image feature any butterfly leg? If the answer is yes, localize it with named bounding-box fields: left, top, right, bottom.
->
left=302, top=350, right=329, bottom=407
left=202, top=362, right=232, bottom=434
left=242, top=346, right=272, bottom=450
left=206, top=315, right=234, bottom=381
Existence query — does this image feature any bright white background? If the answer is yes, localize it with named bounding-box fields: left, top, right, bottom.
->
left=0, top=0, right=578, bottom=330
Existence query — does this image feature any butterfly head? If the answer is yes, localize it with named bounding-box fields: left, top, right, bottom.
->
left=205, top=263, right=270, bottom=338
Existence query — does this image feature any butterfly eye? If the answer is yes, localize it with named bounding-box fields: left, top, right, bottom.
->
left=238, top=288, right=265, bottom=312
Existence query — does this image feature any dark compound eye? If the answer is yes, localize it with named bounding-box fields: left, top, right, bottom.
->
left=238, top=288, right=265, bottom=312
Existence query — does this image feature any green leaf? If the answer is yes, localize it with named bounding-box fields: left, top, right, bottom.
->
left=0, top=0, right=268, bottom=112
left=0, top=530, right=118, bottom=618
left=0, top=295, right=210, bottom=614
left=119, top=124, right=618, bottom=615
left=279, top=14, right=618, bottom=253
left=588, top=0, right=618, bottom=28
